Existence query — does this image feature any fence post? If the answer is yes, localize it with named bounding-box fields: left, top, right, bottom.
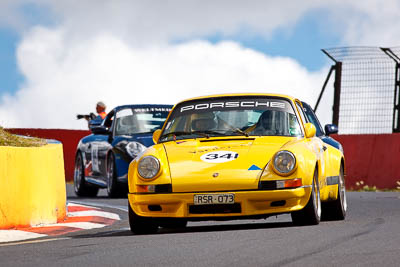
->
left=381, top=48, right=400, bottom=133
left=332, top=62, right=342, bottom=126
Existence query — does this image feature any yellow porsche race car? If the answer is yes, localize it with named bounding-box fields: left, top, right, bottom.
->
left=127, top=93, right=347, bottom=234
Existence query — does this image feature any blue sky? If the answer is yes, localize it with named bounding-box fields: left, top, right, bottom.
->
left=0, top=2, right=54, bottom=95
left=0, top=1, right=398, bottom=129
left=0, top=28, right=23, bottom=95
left=0, top=7, right=338, bottom=96
left=207, top=9, right=341, bottom=72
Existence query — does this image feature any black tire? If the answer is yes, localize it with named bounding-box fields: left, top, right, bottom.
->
left=291, top=168, right=321, bottom=226
left=159, top=219, right=188, bottom=229
left=128, top=204, right=159, bottom=235
left=321, top=165, right=347, bottom=221
left=74, top=153, right=99, bottom=197
left=106, top=153, right=124, bottom=198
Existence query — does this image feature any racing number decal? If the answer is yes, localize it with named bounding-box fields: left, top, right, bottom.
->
left=91, top=145, right=100, bottom=172
left=200, top=151, right=239, bottom=163
left=205, top=153, right=238, bottom=160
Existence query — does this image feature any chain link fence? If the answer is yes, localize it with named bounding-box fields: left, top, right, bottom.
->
left=322, top=47, right=400, bottom=134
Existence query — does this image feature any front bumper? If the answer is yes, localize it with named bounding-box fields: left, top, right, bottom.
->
left=128, top=187, right=311, bottom=219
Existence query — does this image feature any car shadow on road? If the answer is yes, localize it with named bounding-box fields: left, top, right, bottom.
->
left=71, top=220, right=295, bottom=240
left=159, top=221, right=295, bottom=235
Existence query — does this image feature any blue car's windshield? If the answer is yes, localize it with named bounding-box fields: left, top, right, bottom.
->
left=114, top=107, right=171, bottom=135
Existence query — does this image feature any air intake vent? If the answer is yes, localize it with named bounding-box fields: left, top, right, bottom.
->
left=259, top=181, right=277, bottom=190
left=200, top=138, right=254, bottom=142
left=155, top=184, right=172, bottom=193
left=189, top=204, right=241, bottom=214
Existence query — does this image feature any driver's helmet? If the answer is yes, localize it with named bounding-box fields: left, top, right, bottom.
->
left=258, top=110, right=273, bottom=130
left=191, top=112, right=217, bottom=131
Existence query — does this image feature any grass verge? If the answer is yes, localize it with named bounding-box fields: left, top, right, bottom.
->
left=0, top=127, right=47, bottom=147
left=348, top=180, right=400, bottom=192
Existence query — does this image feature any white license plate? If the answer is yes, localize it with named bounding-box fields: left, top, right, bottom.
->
left=193, top=194, right=235, bottom=205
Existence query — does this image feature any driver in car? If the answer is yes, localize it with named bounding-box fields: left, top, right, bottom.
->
left=251, top=110, right=276, bottom=136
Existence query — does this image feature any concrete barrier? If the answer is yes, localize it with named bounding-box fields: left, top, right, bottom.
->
left=0, top=143, right=67, bottom=229
left=333, top=133, right=400, bottom=189
left=6, top=128, right=90, bottom=182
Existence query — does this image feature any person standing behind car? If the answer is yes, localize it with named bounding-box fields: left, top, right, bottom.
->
left=78, top=101, right=107, bottom=128
left=95, top=101, right=107, bottom=120
left=87, top=101, right=108, bottom=128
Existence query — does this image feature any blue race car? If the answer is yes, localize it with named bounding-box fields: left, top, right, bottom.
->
left=74, top=104, right=172, bottom=197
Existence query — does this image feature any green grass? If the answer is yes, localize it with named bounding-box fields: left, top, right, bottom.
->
left=348, top=180, right=400, bottom=192
left=0, top=127, right=47, bottom=147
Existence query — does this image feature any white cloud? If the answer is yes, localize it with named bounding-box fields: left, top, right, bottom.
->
left=1, top=0, right=400, bottom=130
left=0, top=0, right=395, bottom=47
left=323, top=0, right=400, bottom=46
left=0, top=27, right=326, bottom=129
left=42, top=0, right=317, bottom=44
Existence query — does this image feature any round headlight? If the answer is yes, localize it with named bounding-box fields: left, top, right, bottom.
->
left=138, top=156, right=160, bottom=179
left=126, top=141, right=147, bottom=158
left=273, top=150, right=296, bottom=175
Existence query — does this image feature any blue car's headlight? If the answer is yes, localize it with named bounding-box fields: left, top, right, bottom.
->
left=138, top=156, right=160, bottom=179
left=126, top=142, right=147, bottom=158
left=272, top=150, right=296, bottom=176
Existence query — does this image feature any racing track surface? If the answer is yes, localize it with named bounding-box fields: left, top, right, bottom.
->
left=1, top=185, right=399, bottom=267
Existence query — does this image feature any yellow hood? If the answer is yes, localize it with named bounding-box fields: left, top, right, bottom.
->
left=163, top=137, right=294, bottom=192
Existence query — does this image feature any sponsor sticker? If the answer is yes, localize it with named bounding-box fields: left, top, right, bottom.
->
left=180, top=100, right=286, bottom=113
left=200, top=151, right=239, bottom=163
left=248, top=164, right=262, bottom=171
left=133, top=107, right=172, bottom=113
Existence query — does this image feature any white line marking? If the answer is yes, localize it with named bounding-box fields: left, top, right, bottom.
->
left=68, top=210, right=120, bottom=220
left=37, top=222, right=108, bottom=229
left=0, top=230, right=47, bottom=243
left=0, top=203, right=120, bottom=243
left=0, top=237, right=71, bottom=247
left=69, top=200, right=128, bottom=212
left=67, top=202, right=100, bottom=209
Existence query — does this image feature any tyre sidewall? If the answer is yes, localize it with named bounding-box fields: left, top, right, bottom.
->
left=107, top=153, right=117, bottom=196
left=74, top=153, right=85, bottom=194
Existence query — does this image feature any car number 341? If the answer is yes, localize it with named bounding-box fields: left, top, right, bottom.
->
left=193, top=194, right=235, bottom=205
left=200, top=151, right=239, bottom=163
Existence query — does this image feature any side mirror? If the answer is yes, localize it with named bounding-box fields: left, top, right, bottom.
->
left=153, top=129, right=162, bottom=144
left=304, top=123, right=316, bottom=138
left=325, top=124, right=338, bottom=136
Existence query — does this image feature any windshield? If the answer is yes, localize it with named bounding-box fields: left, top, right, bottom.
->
left=114, top=107, right=171, bottom=135
left=160, top=97, right=302, bottom=142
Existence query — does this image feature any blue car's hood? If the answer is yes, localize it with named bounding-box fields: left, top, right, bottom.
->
left=114, top=132, right=154, bottom=147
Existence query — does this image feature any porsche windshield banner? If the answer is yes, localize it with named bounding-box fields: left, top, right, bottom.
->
left=176, top=98, right=293, bottom=115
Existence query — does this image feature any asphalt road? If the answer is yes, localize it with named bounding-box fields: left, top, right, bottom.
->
left=1, top=185, right=399, bottom=267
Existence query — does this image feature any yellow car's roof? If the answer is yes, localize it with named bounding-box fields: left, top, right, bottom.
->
left=176, top=93, right=297, bottom=105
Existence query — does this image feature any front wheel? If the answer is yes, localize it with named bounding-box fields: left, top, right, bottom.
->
left=106, top=153, right=124, bottom=198
left=291, top=168, right=321, bottom=225
left=74, top=153, right=99, bottom=197
left=128, top=204, right=159, bottom=235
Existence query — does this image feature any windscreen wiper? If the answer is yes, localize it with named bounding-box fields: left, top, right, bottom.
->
left=233, top=128, right=249, bottom=137
left=215, top=116, right=249, bottom=137
left=160, top=131, right=209, bottom=140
